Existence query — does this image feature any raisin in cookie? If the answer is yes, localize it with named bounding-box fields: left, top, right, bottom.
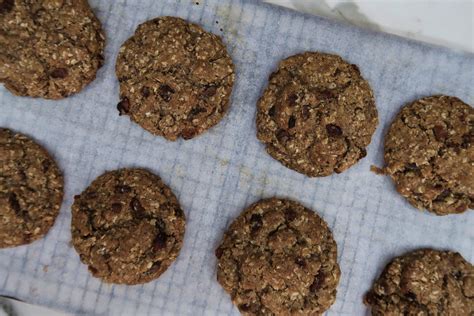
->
left=0, top=0, right=105, bottom=99
left=0, top=128, right=63, bottom=248
left=257, top=52, right=378, bottom=177
left=384, top=96, right=473, bottom=215
left=115, top=16, right=235, bottom=140
left=216, top=198, right=340, bottom=315
left=71, top=168, right=186, bottom=284
left=364, top=249, right=474, bottom=315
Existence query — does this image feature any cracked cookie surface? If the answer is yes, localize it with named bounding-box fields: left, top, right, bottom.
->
left=71, top=168, right=186, bottom=285
left=384, top=96, right=473, bottom=215
left=364, top=249, right=474, bottom=315
left=256, top=52, right=378, bottom=177
left=216, top=198, right=340, bottom=315
left=115, top=16, right=235, bottom=140
left=0, top=128, right=63, bottom=248
left=0, top=0, right=105, bottom=99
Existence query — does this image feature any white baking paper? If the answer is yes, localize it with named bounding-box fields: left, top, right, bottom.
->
left=0, top=0, right=473, bottom=315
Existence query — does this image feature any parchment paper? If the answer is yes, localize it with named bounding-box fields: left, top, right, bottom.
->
left=0, top=0, right=473, bottom=315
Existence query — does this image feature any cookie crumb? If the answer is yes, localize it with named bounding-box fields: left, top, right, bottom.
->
left=370, top=165, right=385, bottom=175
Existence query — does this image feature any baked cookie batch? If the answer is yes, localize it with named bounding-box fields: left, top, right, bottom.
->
left=0, top=1, right=473, bottom=315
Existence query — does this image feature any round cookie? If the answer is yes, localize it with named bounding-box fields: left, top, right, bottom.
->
left=216, top=198, right=340, bottom=315
left=364, top=249, right=474, bottom=315
left=0, top=128, right=63, bottom=248
left=0, top=0, right=105, bottom=99
left=256, top=52, right=378, bottom=177
left=115, top=16, right=235, bottom=140
left=384, top=96, right=473, bottom=215
left=71, top=168, right=186, bottom=284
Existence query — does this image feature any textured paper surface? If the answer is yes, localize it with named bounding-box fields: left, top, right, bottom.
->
left=0, top=0, right=473, bottom=315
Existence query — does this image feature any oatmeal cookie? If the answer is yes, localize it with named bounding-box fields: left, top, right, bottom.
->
left=0, top=0, right=105, bottom=99
left=384, top=96, right=473, bottom=215
left=116, top=16, right=235, bottom=140
left=71, top=168, right=186, bottom=284
left=0, top=128, right=63, bottom=248
left=365, top=249, right=474, bottom=315
left=257, top=52, right=378, bottom=177
left=216, top=198, right=340, bottom=315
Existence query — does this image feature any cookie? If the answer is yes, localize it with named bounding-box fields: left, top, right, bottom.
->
left=216, top=198, right=340, bottom=315
left=384, top=96, right=473, bottom=215
left=115, top=16, right=235, bottom=140
left=257, top=52, right=378, bottom=177
left=0, top=0, right=105, bottom=99
left=0, top=128, right=63, bottom=248
left=364, top=249, right=474, bottom=315
left=71, top=168, right=186, bottom=284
